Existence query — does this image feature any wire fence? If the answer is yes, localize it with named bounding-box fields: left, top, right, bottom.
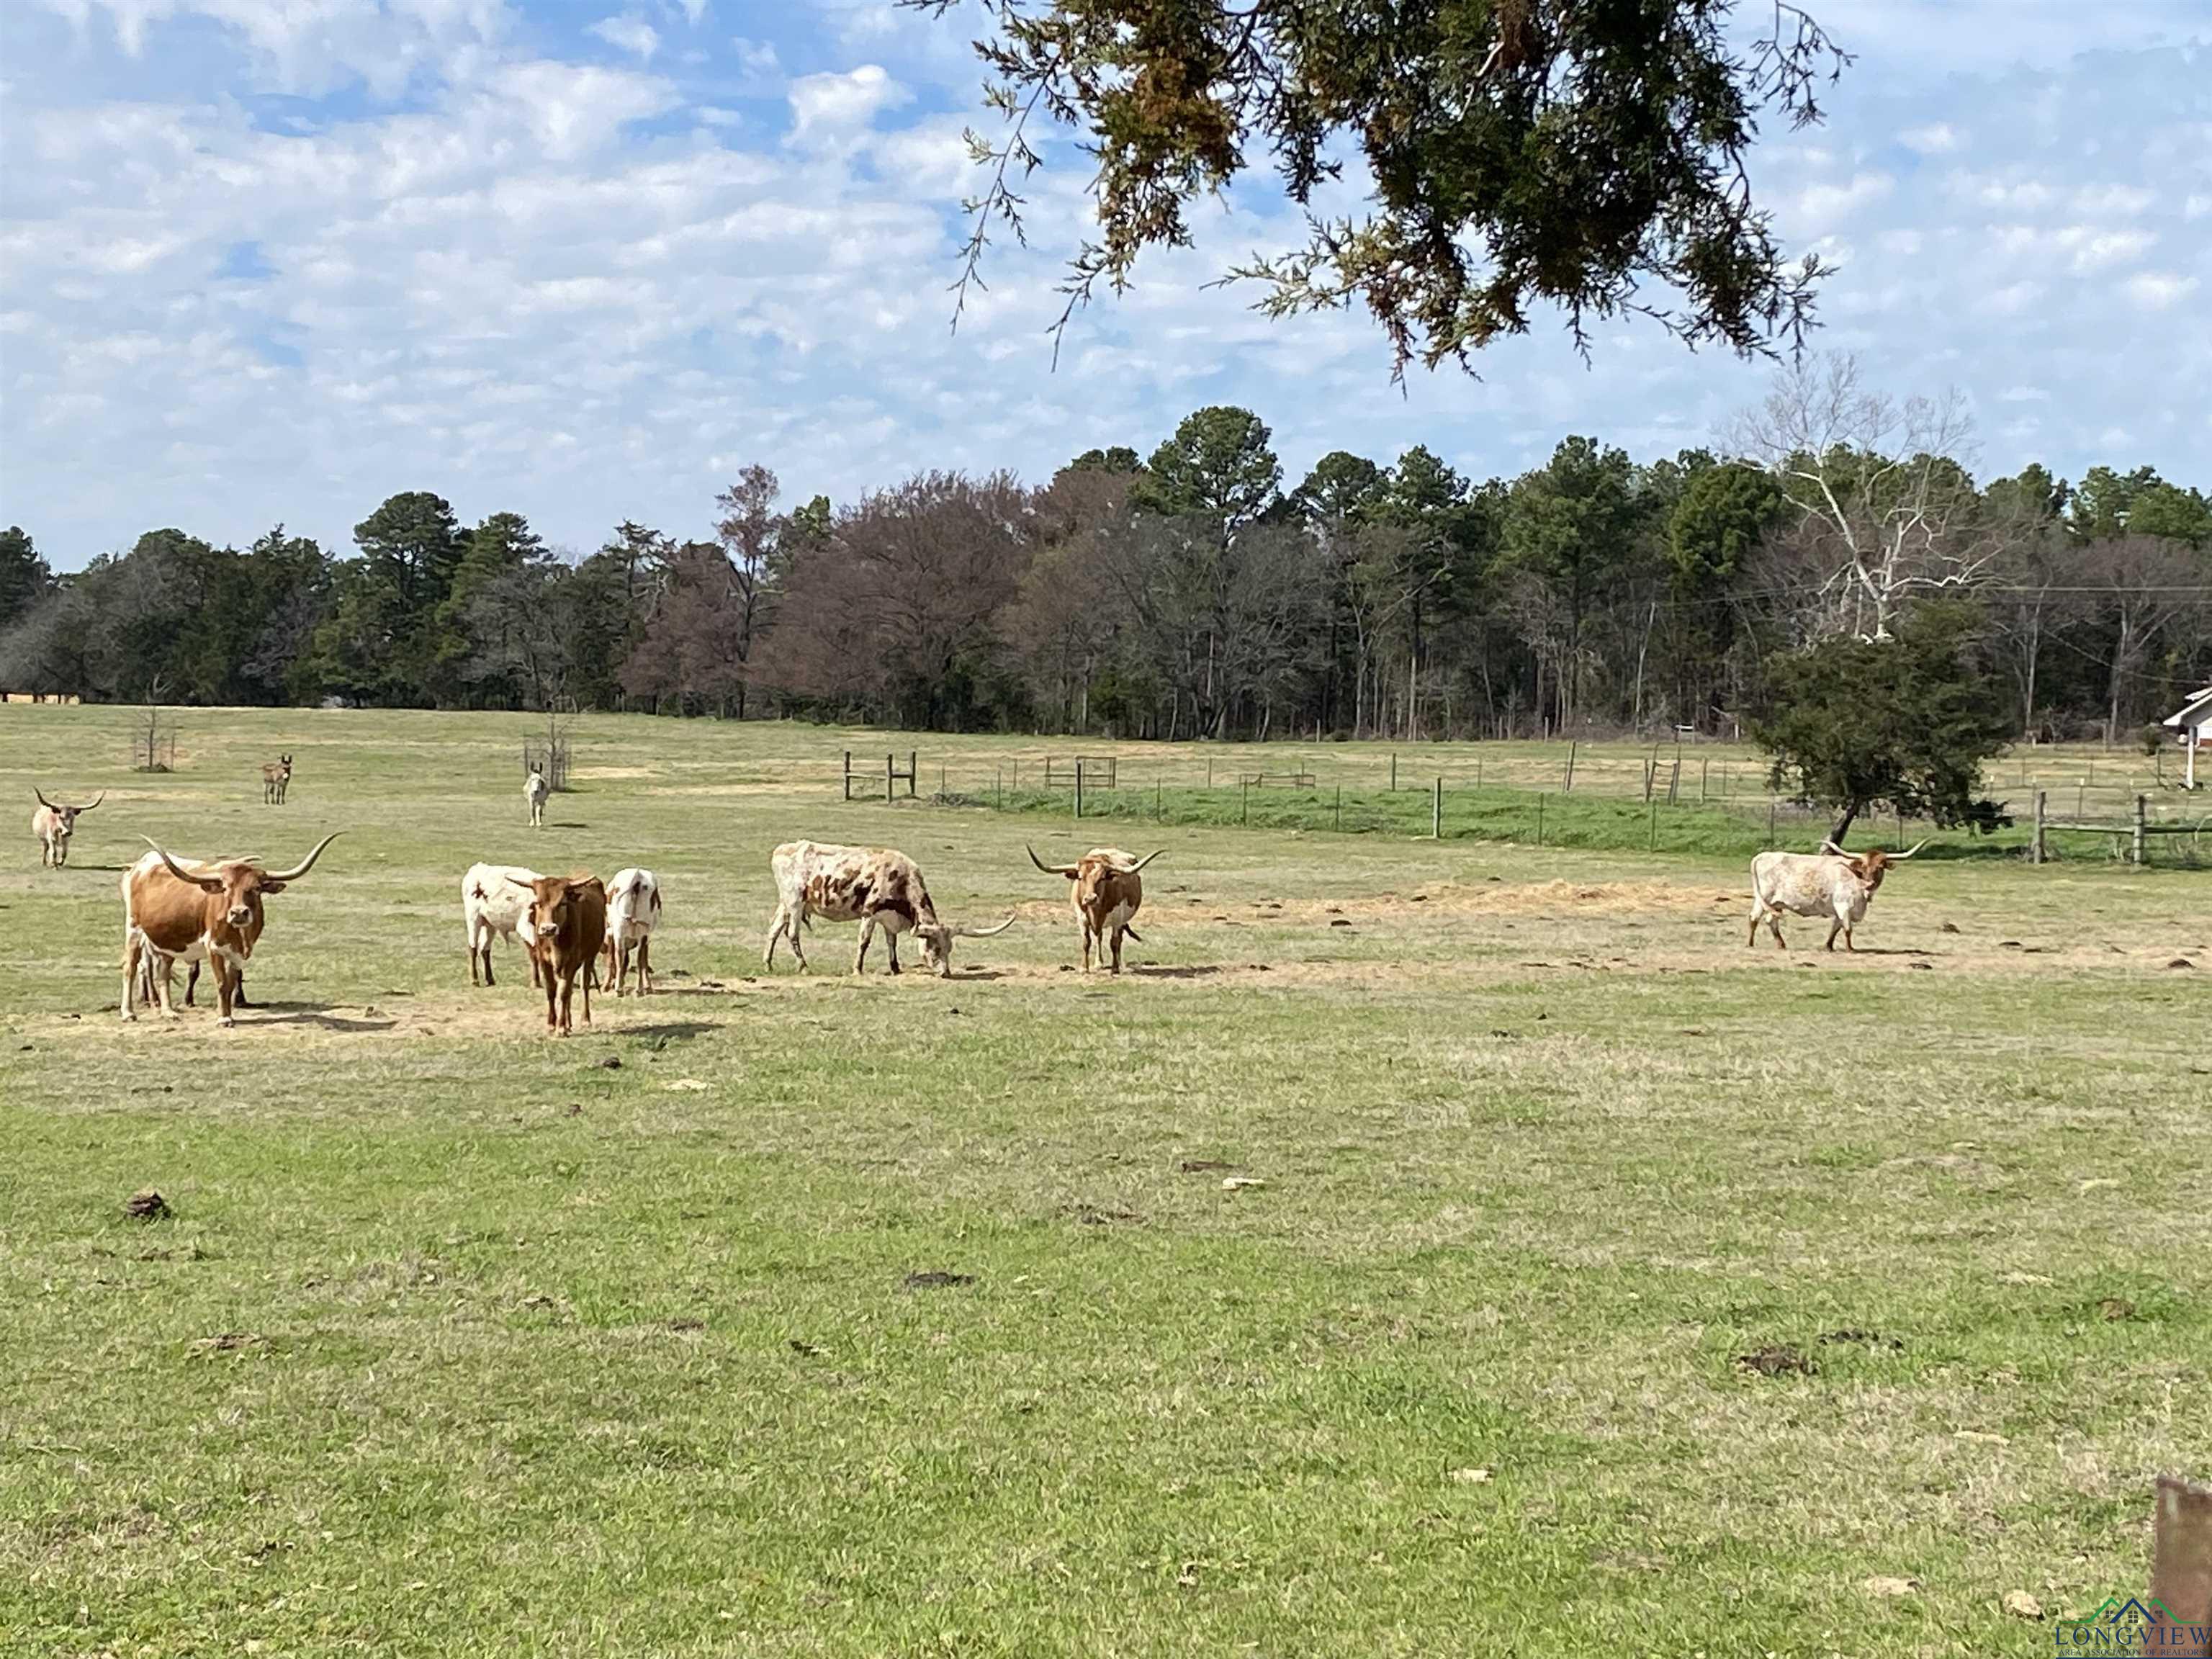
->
left=830, top=742, right=2212, bottom=866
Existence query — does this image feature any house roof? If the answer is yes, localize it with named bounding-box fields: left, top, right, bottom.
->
left=2163, top=685, right=2212, bottom=728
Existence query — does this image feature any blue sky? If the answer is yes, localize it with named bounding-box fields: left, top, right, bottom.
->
left=1, top=0, right=2208, bottom=570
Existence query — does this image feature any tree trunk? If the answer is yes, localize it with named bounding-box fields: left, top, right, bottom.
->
left=1827, top=801, right=1861, bottom=848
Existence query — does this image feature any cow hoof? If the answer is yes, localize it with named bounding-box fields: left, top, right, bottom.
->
left=120, top=1010, right=136, bottom=1022
left=217, top=1017, right=235, bottom=1028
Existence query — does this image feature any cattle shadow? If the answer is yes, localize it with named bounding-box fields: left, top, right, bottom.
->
left=1129, top=965, right=1225, bottom=979
left=241, top=1002, right=400, bottom=1033
left=616, top=1021, right=716, bottom=1043
left=547, top=821, right=590, bottom=830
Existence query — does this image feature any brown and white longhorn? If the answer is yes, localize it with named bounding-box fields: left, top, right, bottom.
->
left=122, top=833, right=340, bottom=1025
left=1027, top=845, right=1161, bottom=974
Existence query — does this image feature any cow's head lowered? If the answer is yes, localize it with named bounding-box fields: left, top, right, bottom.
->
left=912, top=912, right=1015, bottom=977
left=35, top=788, right=102, bottom=858
left=508, top=873, right=603, bottom=953
left=145, top=832, right=341, bottom=940
left=1820, top=840, right=1924, bottom=894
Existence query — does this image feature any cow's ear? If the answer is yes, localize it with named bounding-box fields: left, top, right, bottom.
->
left=258, top=878, right=288, bottom=894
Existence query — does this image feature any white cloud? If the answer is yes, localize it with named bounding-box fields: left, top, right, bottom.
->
left=2123, top=271, right=2200, bottom=310
left=2056, top=225, right=2154, bottom=270
left=678, top=0, right=708, bottom=22
left=587, top=14, right=658, bottom=60
left=731, top=35, right=779, bottom=76
left=786, top=63, right=909, bottom=143
left=1900, top=122, right=1959, bottom=153
left=1791, top=172, right=1894, bottom=223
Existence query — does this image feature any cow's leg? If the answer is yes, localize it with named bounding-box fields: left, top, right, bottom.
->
left=1747, top=902, right=1764, bottom=948
left=581, top=958, right=594, bottom=1025
left=854, top=917, right=874, bottom=974
left=1110, top=925, right=1125, bottom=975
left=121, top=932, right=142, bottom=1021
left=886, top=928, right=902, bottom=976
left=185, top=960, right=200, bottom=1006
left=637, top=935, right=652, bottom=994
left=1824, top=917, right=1842, bottom=952
left=541, top=962, right=559, bottom=1030
left=214, top=958, right=238, bottom=1028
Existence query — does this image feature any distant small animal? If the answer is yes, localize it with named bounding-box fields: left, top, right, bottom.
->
left=601, top=867, right=662, bottom=996
left=261, top=755, right=292, bottom=804
left=511, top=871, right=606, bottom=1034
left=122, top=833, right=340, bottom=1025
left=765, top=840, right=1012, bottom=976
left=524, top=767, right=550, bottom=829
left=32, top=788, right=102, bottom=867
left=1028, top=845, right=1163, bottom=974
left=461, top=862, right=545, bottom=988
left=1748, top=841, right=1923, bottom=952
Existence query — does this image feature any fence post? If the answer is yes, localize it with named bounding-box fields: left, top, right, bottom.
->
left=1432, top=775, right=1443, bottom=840
left=1390, top=751, right=1398, bottom=793
left=1536, top=793, right=1545, bottom=847
left=885, top=752, right=894, bottom=805
left=1649, top=797, right=1658, bottom=850
left=1700, top=757, right=1709, bottom=802
left=2033, top=791, right=2046, bottom=864
left=843, top=750, right=853, bottom=801
left=2135, top=793, right=2148, bottom=866
left=1241, top=778, right=1249, bottom=826
left=1156, top=778, right=1163, bottom=820
left=1075, top=758, right=1085, bottom=820
left=1668, top=759, right=1681, bottom=805
left=997, top=767, right=1003, bottom=809
left=1563, top=739, right=1577, bottom=794
left=1334, top=784, right=1342, bottom=832
left=908, top=752, right=917, bottom=799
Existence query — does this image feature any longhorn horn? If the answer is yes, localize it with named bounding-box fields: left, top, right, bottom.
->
left=1027, top=845, right=1078, bottom=877
left=77, top=791, right=104, bottom=811
left=142, top=837, right=224, bottom=892
left=35, top=788, right=57, bottom=811
left=261, top=832, right=341, bottom=884
left=954, top=914, right=1017, bottom=939
left=1129, top=849, right=1166, bottom=872
left=1820, top=840, right=1851, bottom=858
left=1889, top=840, right=1928, bottom=860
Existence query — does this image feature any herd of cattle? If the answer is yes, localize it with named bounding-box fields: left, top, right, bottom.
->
left=29, top=760, right=1930, bottom=1035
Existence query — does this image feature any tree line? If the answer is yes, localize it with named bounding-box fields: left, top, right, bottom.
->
left=4, top=358, right=2208, bottom=750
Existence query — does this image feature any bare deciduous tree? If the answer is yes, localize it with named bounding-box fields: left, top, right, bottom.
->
left=1733, top=354, right=1997, bottom=640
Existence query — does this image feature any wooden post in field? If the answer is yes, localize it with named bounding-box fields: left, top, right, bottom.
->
left=1390, top=751, right=1398, bottom=792
left=1536, top=793, right=1545, bottom=847
left=1642, top=759, right=1655, bottom=802
left=843, top=750, right=853, bottom=801
left=1649, top=797, right=1658, bottom=850
left=1156, top=779, right=1163, bottom=820
left=1208, top=757, right=1214, bottom=789
left=2135, top=793, right=2148, bottom=866
left=908, top=752, right=917, bottom=798
left=1241, top=778, right=1249, bottom=826
left=1563, top=740, right=1577, bottom=794
left=1334, top=785, right=1342, bottom=832
left=885, top=752, right=894, bottom=804
left=2033, top=791, right=2046, bottom=865
left=1668, top=759, right=1681, bottom=805
left=1432, top=775, right=1443, bottom=840
left=1475, top=758, right=1482, bottom=791
left=2149, top=1475, right=2212, bottom=1659
left=1700, top=757, right=1709, bottom=802
left=997, top=767, right=1003, bottom=808
left=1075, top=758, right=1085, bottom=820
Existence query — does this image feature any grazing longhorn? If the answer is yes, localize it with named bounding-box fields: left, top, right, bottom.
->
left=462, top=862, right=544, bottom=987
left=511, top=873, right=605, bottom=1034
left=765, top=840, right=1012, bottom=977
left=1028, top=845, right=1161, bottom=974
left=524, top=767, right=550, bottom=829
left=1748, top=841, right=1923, bottom=952
left=121, top=833, right=339, bottom=1025
left=32, top=788, right=102, bottom=867
left=601, top=867, right=661, bottom=996
left=261, top=755, right=292, bottom=805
